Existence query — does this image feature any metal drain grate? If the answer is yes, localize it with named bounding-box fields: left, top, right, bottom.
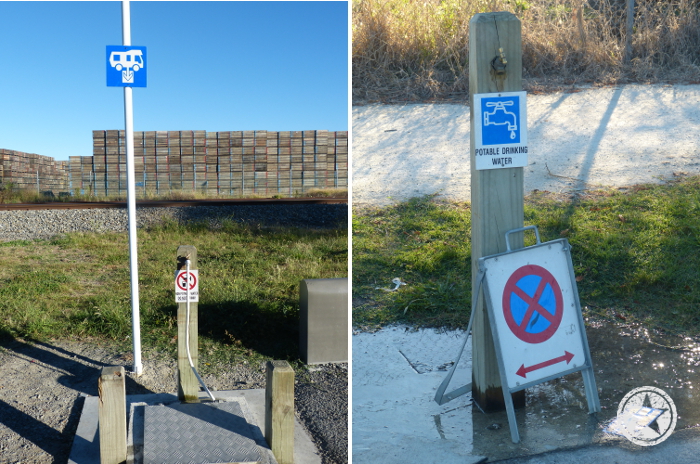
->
left=143, top=401, right=261, bottom=464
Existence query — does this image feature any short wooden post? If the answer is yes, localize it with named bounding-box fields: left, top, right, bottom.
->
left=470, top=12, right=526, bottom=412
left=98, top=366, right=127, bottom=464
left=177, top=245, right=199, bottom=403
left=265, top=360, right=295, bottom=464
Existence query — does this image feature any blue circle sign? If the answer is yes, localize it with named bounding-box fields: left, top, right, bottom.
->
left=502, top=264, right=563, bottom=344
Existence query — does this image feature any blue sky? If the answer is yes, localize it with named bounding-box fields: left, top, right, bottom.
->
left=0, top=1, right=348, bottom=161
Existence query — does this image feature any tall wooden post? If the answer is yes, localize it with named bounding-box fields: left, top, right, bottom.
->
left=470, top=12, right=526, bottom=412
left=177, top=245, right=199, bottom=402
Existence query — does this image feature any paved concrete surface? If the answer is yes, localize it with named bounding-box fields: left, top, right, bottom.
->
left=353, top=84, right=700, bottom=206
left=353, top=327, right=484, bottom=464
left=68, top=389, right=321, bottom=464
left=353, top=325, right=700, bottom=463
left=497, top=427, right=700, bottom=463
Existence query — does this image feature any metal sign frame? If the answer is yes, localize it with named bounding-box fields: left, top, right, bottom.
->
left=479, top=226, right=600, bottom=442
left=434, top=226, right=600, bottom=443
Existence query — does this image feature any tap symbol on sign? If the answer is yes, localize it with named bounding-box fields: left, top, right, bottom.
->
left=484, top=101, right=518, bottom=139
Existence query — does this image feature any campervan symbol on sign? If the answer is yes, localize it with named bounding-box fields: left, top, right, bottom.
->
left=473, top=91, right=528, bottom=170
left=106, top=46, right=147, bottom=87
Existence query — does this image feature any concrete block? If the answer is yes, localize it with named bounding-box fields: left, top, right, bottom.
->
left=299, top=278, right=348, bottom=364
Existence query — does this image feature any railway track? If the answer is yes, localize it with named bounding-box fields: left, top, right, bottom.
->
left=0, top=197, right=347, bottom=211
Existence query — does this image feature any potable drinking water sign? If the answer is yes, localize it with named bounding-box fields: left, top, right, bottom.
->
left=473, top=91, right=528, bottom=170
left=175, top=270, right=199, bottom=303
left=106, top=45, right=147, bottom=87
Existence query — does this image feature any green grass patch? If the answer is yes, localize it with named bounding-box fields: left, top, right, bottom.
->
left=0, top=220, right=347, bottom=366
left=353, top=194, right=472, bottom=329
left=353, top=177, right=700, bottom=333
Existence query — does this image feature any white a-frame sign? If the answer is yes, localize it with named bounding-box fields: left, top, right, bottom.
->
left=435, top=226, right=600, bottom=443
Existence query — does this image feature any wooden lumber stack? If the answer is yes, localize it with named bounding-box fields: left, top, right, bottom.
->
left=331, top=131, right=349, bottom=188
left=69, top=129, right=348, bottom=198
left=0, top=148, right=69, bottom=193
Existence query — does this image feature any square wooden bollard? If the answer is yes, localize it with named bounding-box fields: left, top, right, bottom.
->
left=98, top=366, right=127, bottom=464
left=265, top=360, right=295, bottom=464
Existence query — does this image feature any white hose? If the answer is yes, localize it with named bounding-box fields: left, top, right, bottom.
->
left=186, top=259, right=216, bottom=401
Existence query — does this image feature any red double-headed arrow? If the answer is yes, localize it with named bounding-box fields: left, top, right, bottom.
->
left=516, top=351, right=574, bottom=378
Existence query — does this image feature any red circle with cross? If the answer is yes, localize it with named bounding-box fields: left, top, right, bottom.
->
left=502, top=264, right=564, bottom=344
left=176, top=271, right=197, bottom=292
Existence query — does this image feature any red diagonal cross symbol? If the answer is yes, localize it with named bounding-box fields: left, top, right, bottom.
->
left=513, top=275, right=557, bottom=330
left=502, top=264, right=564, bottom=344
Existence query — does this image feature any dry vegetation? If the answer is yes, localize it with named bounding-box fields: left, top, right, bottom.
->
left=0, top=182, right=348, bottom=204
left=352, top=0, right=700, bottom=103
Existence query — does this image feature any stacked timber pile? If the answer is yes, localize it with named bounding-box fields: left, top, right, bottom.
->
left=68, top=156, right=96, bottom=195
left=70, top=130, right=348, bottom=197
left=0, top=149, right=69, bottom=193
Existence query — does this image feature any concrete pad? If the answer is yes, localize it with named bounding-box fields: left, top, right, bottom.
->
left=500, top=427, right=700, bottom=464
left=352, top=84, right=700, bottom=206
left=68, top=390, right=321, bottom=464
left=354, top=325, right=650, bottom=463
left=352, top=326, right=485, bottom=464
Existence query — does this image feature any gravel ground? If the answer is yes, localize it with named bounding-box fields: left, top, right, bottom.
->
left=0, top=203, right=348, bottom=464
left=0, top=203, right=347, bottom=242
left=0, top=339, right=347, bottom=464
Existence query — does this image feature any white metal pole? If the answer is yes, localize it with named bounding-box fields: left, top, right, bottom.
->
left=122, top=0, right=143, bottom=375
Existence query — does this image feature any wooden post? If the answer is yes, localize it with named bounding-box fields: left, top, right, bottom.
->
left=177, top=245, right=199, bottom=403
left=470, top=12, right=526, bottom=412
left=624, top=0, right=635, bottom=64
left=98, top=366, right=127, bottom=464
left=265, top=360, right=295, bottom=464
left=576, top=1, right=586, bottom=51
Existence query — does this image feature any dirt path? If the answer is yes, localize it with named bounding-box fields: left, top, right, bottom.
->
left=352, top=84, right=700, bottom=206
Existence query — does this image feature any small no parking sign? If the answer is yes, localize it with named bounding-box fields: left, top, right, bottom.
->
left=175, top=270, right=199, bottom=303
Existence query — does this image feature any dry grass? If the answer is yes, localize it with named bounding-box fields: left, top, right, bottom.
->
left=353, top=0, right=700, bottom=103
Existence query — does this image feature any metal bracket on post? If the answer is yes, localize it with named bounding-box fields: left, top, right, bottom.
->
left=491, top=47, right=508, bottom=82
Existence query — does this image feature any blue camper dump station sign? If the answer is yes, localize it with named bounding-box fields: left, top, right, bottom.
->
left=107, top=46, right=147, bottom=87
left=473, top=91, right=527, bottom=170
